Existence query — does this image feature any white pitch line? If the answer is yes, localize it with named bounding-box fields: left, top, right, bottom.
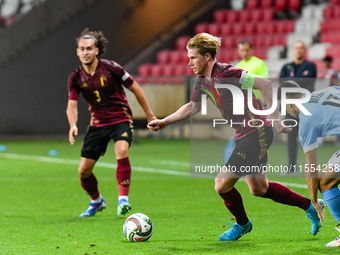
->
left=0, top=153, right=188, bottom=177
left=0, top=153, right=308, bottom=188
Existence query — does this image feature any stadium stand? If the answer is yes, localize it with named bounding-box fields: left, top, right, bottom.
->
left=0, top=0, right=45, bottom=28
left=135, top=0, right=311, bottom=83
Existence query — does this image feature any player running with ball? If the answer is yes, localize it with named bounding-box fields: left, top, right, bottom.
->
left=67, top=29, right=155, bottom=217
left=278, top=80, right=340, bottom=247
left=148, top=33, right=323, bottom=241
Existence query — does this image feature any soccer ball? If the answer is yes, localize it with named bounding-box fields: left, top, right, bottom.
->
left=123, top=213, right=153, bottom=242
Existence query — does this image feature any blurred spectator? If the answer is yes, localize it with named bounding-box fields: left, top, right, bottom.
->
left=323, top=56, right=339, bottom=87
left=279, top=40, right=317, bottom=173
left=236, top=40, right=269, bottom=101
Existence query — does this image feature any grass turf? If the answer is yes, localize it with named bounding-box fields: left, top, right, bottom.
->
left=0, top=138, right=339, bottom=254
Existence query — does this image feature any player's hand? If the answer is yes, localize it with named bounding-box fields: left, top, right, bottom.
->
left=69, top=125, right=78, bottom=145
left=147, top=114, right=157, bottom=124
left=273, top=119, right=292, bottom=133
left=147, top=119, right=166, bottom=132
left=312, top=200, right=326, bottom=223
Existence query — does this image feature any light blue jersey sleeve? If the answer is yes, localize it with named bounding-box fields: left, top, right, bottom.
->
left=299, top=86, right=340, bottom=153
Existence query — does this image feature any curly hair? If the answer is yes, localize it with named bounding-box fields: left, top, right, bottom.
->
left=76, top=28, right=109, bottom=57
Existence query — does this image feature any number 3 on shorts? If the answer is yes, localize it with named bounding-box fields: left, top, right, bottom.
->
left=93, top=90, right=101, bottom=102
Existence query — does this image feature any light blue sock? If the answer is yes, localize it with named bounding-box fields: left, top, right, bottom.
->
left=321, top=186, right=340, bottom=223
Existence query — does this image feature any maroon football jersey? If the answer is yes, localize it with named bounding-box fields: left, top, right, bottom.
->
left=68, top=58, right=134, bottom=127
left=190, top=62, right=271, bottom=140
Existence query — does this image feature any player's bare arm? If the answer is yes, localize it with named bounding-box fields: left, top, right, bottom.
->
left=128, top=81, right=156, bottom=123
left=66, top=100, right=79, bottom=145
left=147, top=101, right=201, bottom=132
left=253, top=76, right=292, bottom=134
left=304, top=149, right=326, bottom=222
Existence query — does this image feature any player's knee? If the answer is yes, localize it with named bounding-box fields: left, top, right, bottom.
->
left=78, top=166, right=93, bottom=178
left=214, top=179, right=232, bottom=194
left=250, top=187, right=266, bottom=197
left=115, top=147, right=128, bottom=159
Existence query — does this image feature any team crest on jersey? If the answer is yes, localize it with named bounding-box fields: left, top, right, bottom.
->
left=100, top=76, right=107, bottom=86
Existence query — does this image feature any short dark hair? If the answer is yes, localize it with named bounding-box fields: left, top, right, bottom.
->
left=323, top=55, right=333, bottom=62
left=76, top=28, right=109, bottom=57
left=238, top=39, right=252, bottom=49
left=277, top=80, right=301, bottom=101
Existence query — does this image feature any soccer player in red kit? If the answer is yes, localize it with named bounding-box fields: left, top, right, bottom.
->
left=67, top=29, right=156, bottom=217
left=148, top=33, right=324, bottom=241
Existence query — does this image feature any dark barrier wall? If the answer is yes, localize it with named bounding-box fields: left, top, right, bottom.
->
left=0, top=0, right=201, bottom=135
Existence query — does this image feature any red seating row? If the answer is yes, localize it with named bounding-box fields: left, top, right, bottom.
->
left=320, top=32, right=340, bottom=44
left=136, top=76, right=185, bottom=85
left=138, top=63, right=193, bottom=77
left=213, top=8, right=275, bottom=23
left=157, top=50, right=188, bottom=64
left=221, top=34, right=287, bottom=48
left=323, top=5, right=340, bottom=20
left=326, top=44, right=340, bottom=58
left=194, top=20, right=294, bottom=38
left=218, top=47, right=268, bottom=62
left=245, top=0, right=301, bottom=11
left=321, top=19, right=340, bottom=33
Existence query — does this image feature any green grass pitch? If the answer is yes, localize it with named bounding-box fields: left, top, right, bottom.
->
left=0, top=137, right=339, bottom=254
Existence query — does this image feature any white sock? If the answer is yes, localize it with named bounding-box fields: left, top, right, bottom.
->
left=119, top=195, right=128, bottom=202
left=91, top=194, right=102, bottom=203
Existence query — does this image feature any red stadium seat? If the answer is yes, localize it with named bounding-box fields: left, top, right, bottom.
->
left=288, top=0, right=301, bottom=12
left=208, top=23, right=220, bottom=36
left=255, top=22, right=266, bottom=35
left=239, top=9, right=251, bottom=23
left=176, top=36, right=191, bottom=50
left=333, top=58, right=340, bottom=69
left=251, top=9, right=262, bottom=22
left=260, top=0, right=273, bottom=8
left=220, top=24, right=232, bottom=36
left=323, top=7, right=333, bottom=20
left=244, top=22, right=255, bottom=35
left=264, top=35, right=275, bottom=47
left=194, top=22, right=209, bottom=34
left=157, top=50, right=171, bottom=64
left=286, top=20, right=295, bottom=32
left=326, top=45, right=340, bottom=57
left=273, top=34, right=286, bottom=46
left=246, top=0, right=259, bottom=9
left=232, top=23, right=244, bottom=36
left=150, top=64, right=163, bottom=76
left=254, top=35, right=266, bottom=47
left=230, top=50, right=240, bottom=62
left=226, top=10, right=239, bottom=23
left=217, top=49, right=229, bottom=63
left=331, top=0, right=340, bottom=5
left=276, top=21, right=286, bottom=34
left=174, top=64, right=192, bottom=76
left=334, top=6, right=340, bottom=19
left=163, top=65, right=175, bottom=76
left=253, top=47, right=267, bottom=59
left=265, top=21, right=276, bottom=34
left=213, top=9, right=227, bottom=23
left=169, top=50, right=187, bottom=64
left=221, top=36, right=235, bottom=48
left=137, top=63, right=152, bottom=76
left=275, top=0, right=287, bottom=12
left=263, top=8, right=274, bottom=21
